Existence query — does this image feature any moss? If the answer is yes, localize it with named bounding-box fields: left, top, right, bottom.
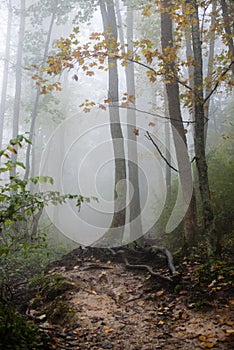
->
left=40, top=273, right=76, bottom=301
left=45, top=296, right=77, bottom=326
left=31, top=273, right=78, bottom=327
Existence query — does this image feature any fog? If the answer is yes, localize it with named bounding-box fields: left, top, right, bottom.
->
left=0, top=0, right=233, bottom=250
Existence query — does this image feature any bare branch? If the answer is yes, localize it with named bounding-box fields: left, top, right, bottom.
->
left=145, top=131, right=179, bottom=172
left=117, top=104, right=196, bottom=124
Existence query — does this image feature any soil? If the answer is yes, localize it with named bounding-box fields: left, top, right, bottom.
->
left=23, top=247, right=234, bottom=349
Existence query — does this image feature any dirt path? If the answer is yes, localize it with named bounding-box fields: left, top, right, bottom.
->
left=28, top=250, right=234, bottom=349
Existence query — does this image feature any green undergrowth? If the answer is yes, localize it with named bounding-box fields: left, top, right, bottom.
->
left=186, top=255, right=234, bottom=310
left=0, top=300, right=52, bottom=350
left=30, top=273, right=78, bottom=326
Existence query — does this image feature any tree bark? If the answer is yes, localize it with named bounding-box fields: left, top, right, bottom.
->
left=161, top=0, right=197, bottom=248
left=24, top=0, right=58, bottom=180
left=220, top=0, right=234, bottom=76
left=0, top=0, right=12, bottom=151
left=124, top=1, right=142, bottom=242
left=204, top=0, right=217, bottom=144
left=190, top=0, right=217, bottom=255
left=11, top=0, right=25, bottom=177
left=97, top=0, right=126, bottom=246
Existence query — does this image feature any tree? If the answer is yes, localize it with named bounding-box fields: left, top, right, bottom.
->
left=36, top=0, right=233, bottom=254
left=115, top=0, right=143, bottom=242
left=97, top=0, right=127, bottom=246
left=190, top=0, right=217, bottom=255
left=0, top=0, right=12, bottom=151
left=11, top=0, right=26, bottom=178
left=160, top=0, right=197, bottom=248
left=24, top=0, right=59, bottom=180
left=220, top=0, right=234, bottom=76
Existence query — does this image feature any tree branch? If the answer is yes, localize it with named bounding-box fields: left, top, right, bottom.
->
left=145, top=131, right=179, bottom=172
left=203, top=60, right=234, bottom=104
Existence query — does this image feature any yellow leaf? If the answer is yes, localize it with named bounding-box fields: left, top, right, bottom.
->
left=7, top=146, right=17, bottom=154
left=201, top=342, right=216, bottom=348
left=158, top=320, right=164, bottom=325
left=199, top=335, right=207, bottom=342
left=104, top=98, right=112, bottom=104
left=103, top=326, right=113, bottom=333
left=128, top=95, right=135, bottom=102
left=178, top=332, right=185, bottom=337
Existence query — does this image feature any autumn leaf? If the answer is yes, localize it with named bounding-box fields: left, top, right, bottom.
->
left=83, top=107, right=90, bottom=113
left=104, top=98, right=112, bottom=104
left=158, top=320, right=164, bottom=325
left=201, top=342, right=216, bottom=348
left=99, top=104, right=106, bottom=110
left=121, top=102, right=129, bottom=107
left=103, top=326, right=113, bottom=333
left=155, top=290, right=164, bottom=297
left=86, top=71, right=95, bottom=76
left=128, top=95, right=135, bottom=102
left=7, top=146, right=17, bottom=154
left=149, top=122, right=156, bottom=127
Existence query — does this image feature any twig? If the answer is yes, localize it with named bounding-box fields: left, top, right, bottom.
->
left=145, top=131, right=179, bottom=172
left=203, top=61, right=234, bottom=104
left=117, top=104, right=196, bottom=124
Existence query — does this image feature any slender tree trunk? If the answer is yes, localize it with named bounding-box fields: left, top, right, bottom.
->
left=161, top=0, right=197, bottom=248
left=204, top=0, right=217, bottom=143
left=11, top=0, right=25, bottom=177
left=124, top=1, right=142, bottom=242
left=220, top=0, right=234, bottom=76
left=97, top=0, right=126, bottom=246
left=183, top=5, right=195, bottom=140
left=0, top=0, right=12, bottom=150
left=164, top=89, right=171, bottom=203
left=190, top=0, right=217, bottom=255
left=24, top=0, right=57, bottom=180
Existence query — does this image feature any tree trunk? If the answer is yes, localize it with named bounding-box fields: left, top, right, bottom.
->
left=24, top=0, right=57, bottom=180
left=183, top=5, right=195, bottom=141
left=161, top=0, right=197, bottom=248
left=124, top=1, right=143, bottom=242
left=164, top=89, right=172, bottom=203
left=220, top=0, right=234, bottom=76
left=204, top=0, right=216, bottom=144
left=97, top=0, right=126, bottom=246
left=190, top=0, right=217, bottom=255
left=11, top=0, right=25, bottom=177
left=0, top=0, right=12, bottom=151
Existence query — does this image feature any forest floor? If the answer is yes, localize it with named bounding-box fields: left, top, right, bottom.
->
left=18, top=247, right=234, bottom=350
